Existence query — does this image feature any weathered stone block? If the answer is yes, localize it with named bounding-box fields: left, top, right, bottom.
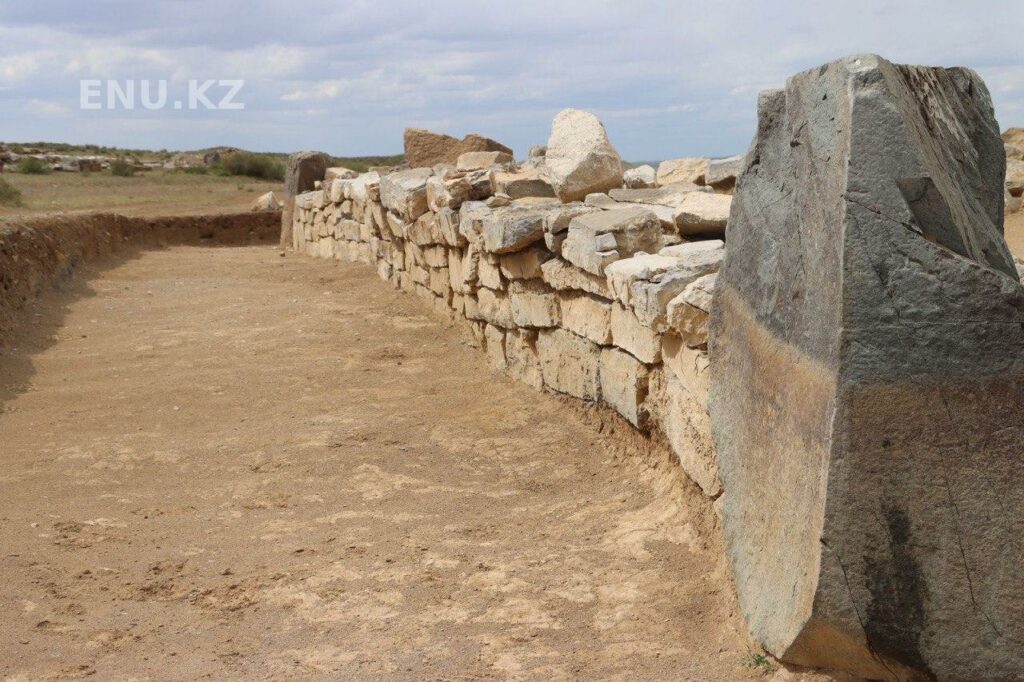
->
left=536, top=328, right=601, bottom=400
left=610, top=303, right=660, bottom=364
left=476, top=287, right=514, bottom=328
left=599, top=347, right=649, bottom=427
left=483, top=323, right=506, bottom=369
left=648, top=369, right=719, bottom=497
left=541, top=258, right=612, bottom=298
left=509, top=280, right=560, bottom=328
left=656, top=157, right=708, bottom=186
left=660, top=334, right=710, bottom=404
left=504, top=329, right=543, bottom=389
left=709, top=55, right=1024, bottom=680
left=457, top=150, right=513, bottom=171
left=562, top=207, right=661, bottom=275
left=491, top=168, right=556, bottom=199
left=559, top=291, right=612, bottom=345
left=499, top=247, right=549, bottom=280
left=542, top=109, right=623, bottom=202
left=673, top=192, right=732, bottom=237
left=380, top=168, right=432, bottom=221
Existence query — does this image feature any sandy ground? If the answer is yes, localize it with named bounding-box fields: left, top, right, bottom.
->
left=0, top=245, right=765, bottom=680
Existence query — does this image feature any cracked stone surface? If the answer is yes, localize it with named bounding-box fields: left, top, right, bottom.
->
left=709, top=54, right=1024, bottom=680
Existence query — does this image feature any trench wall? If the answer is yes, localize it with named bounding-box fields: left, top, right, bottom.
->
left=0, top=212, right=279, bottom=338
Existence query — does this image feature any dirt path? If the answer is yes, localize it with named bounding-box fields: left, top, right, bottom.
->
left=0, top=245, right=763, bottom=680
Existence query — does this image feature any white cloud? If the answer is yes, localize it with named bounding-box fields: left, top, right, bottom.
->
left=0, top=0, right=1020, bottom=158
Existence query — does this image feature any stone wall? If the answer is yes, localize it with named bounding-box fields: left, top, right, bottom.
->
left=290, top=117, right=732, bottom=499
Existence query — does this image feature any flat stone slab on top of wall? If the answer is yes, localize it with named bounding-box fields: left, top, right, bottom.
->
left=709, top=54, right=1024, bottom=680
left=404, top=128, right=513, bottom=169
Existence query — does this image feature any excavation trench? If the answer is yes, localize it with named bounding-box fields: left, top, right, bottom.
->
left=0, top=232, right=761, bottom=679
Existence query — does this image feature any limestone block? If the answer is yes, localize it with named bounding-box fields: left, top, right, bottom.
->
left=561, top=207, right=661, bottom=275
left=623, top=164, right=657, bottom=189
left=483, top=324, right=506, bottom=369
left=673, top=192, right=732, bottom=237
left=429, top=267, right=451, bottom=297
left=609, top=185, right=708, bottom=205
left=406, top=212, right=438, bottom=246
left=434, top=208, right=466, bottom=247
left=325, top=166, right=357, bottom=182
left=463, top=293, right=481, bottom=321
left=350, top=172, right=381, bottom=203
left=656, top=157, right=708, bottom=186
left=705, top=154, right=746, bottom=191
left=251, top=191, right=280, bottom=212
left=536, top=328, right=601, bottom=400
left=458, top=201, right=491, bottom=245
left=509, top=280, right=560, bottom=328
left=660, top=334, right=710, bottom=405
left=422, top=245, right=448, bottom=268
left=648, top=369, right=719, bottom=496
left=476, top=287, right=514, bottom=328
left=542, top=109, right=623, bottom=202
left=611, top=303, right=660, bottom=363
left=559, top=291, right=612, bottom=345
left=457, top=150, right=513, bottom=171
left=491, top=168, right=556, bottom=199
left=504, top=329, right=544, bottom=389
left=477, top=254, right=504, bottom=290
left=384, top=211, right=409, bottom=241
left=499, top=247, right=549, bottom=280
left=380, top=168, right=432, bottom=221
left=426, top=175, right=472, bottom=212
left=540, top=258, right=612, bottom=298
left=709, top=55, right=1024, bottom=680
left=599, top=347, right=650, bottom=427
left=404, top=128, right=513, bottom=168
left=480, top=206, right=549, bottom=254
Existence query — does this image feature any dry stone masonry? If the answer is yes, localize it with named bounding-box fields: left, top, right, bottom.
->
left=289, top=107, right=732, bottom=505
left=285, top=56, right=1024, bottom=680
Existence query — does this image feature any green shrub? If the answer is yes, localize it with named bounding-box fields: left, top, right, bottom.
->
left=16, top=157, right=51, bottom=175
left=179, top=165, right=209, bottom=175
left=215, top=152, right=285, bottom=181
left=109, top=159, right=135, bottom=177
left=0, top=177, right=22, bottom=206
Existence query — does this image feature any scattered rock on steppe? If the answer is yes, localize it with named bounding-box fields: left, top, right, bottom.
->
left=251, top=191, right=281, bottom=212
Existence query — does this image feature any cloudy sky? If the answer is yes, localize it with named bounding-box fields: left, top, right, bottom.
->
left=0, top=0, right=1021, bottom=160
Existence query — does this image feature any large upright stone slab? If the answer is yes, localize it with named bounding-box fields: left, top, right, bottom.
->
left=281, top=151, right=328, bottom=249
left=709, top=55, right=1024, bottom=680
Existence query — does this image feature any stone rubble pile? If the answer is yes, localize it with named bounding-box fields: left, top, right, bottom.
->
left=289, top=109, right=736, bottom=495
